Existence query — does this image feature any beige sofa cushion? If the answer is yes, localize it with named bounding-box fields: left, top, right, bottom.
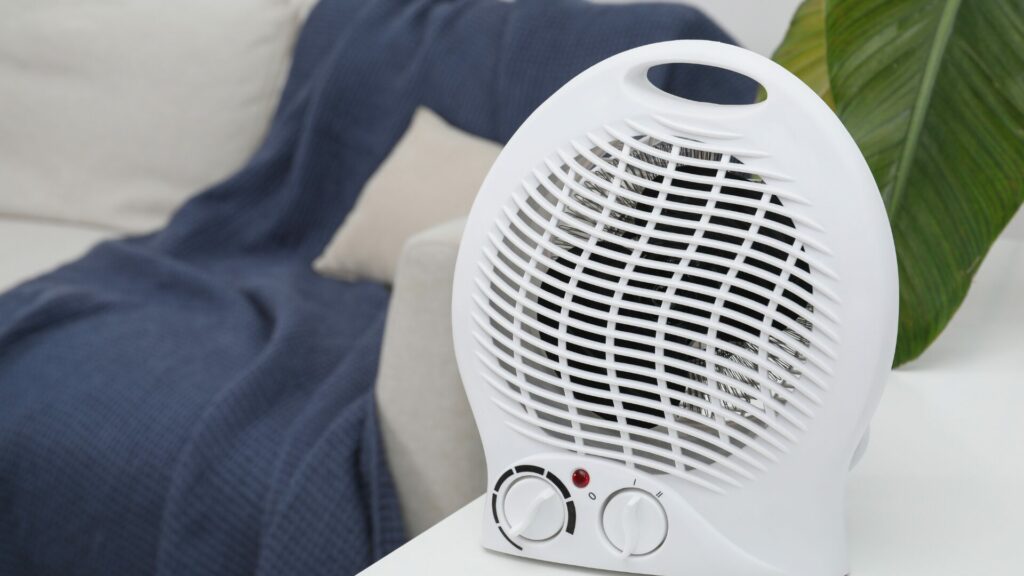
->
left=314, top=107, right=502, bottom=284
left=0, top=217, right=115, bottom=293
left=375, top=218, right=485, bottom=537
left=0, top=0, right=304, bottom=233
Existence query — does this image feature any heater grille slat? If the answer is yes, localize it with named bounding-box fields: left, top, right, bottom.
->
left=473, top=118, right=839, bottom=491
left=488, top=200, right=834, bottom=381
left=524, top=167, right=840, bottom=335
left=472, top=286, right=796, bottom=453
left=472, top=279, right=812, bottom=429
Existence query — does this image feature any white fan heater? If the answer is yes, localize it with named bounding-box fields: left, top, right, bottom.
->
left=452, top=41, right=897, bottom=576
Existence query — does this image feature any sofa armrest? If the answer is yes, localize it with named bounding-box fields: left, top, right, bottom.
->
left=375, top=218, right=485, bottom=538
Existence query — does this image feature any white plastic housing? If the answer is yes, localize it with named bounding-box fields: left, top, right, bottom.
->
left=452, top=41, right=897, bottom=576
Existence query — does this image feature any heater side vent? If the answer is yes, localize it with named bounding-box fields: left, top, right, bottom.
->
left=472, top=117, right=839, bottom=492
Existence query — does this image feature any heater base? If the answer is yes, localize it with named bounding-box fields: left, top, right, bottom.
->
left=477, top=454, right=850, bottom=576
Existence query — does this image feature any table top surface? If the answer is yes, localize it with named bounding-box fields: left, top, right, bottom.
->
left=361, top=239, right=1024, bottom=576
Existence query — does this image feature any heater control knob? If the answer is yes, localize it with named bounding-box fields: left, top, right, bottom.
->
left=602, top=489, right=667, bottom=556
left=502, top=476, right=565, bottom=541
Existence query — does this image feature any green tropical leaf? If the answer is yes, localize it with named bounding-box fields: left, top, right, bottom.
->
left=771, top=0, right=833, bottom=108
left=825, top=0, right=1024, bottom=365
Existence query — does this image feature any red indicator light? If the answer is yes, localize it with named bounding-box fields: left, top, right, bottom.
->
left=571, top=468, right=590, bottom=488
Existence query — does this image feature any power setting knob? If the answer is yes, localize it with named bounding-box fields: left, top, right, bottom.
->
left=501, top=476, right=565, bottom=541
left=602, top=489, right=667, bottom=556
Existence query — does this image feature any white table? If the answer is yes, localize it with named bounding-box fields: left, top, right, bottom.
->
left=360, top=239, right=1024, bottom=576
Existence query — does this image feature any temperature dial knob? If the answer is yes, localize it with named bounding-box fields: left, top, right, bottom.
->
left=602, top=489, right=667, bottom=556
left=502, top=476, right=565, bottom=541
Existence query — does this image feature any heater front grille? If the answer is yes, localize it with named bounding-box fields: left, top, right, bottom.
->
left=472, top=117, right=839, bottom=492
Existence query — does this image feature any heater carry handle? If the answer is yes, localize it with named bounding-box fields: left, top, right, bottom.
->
left=615, top=40, right=788, bottom=108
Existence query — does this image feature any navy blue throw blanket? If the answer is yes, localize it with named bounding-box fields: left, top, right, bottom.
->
left=0, top=1, right=752, bottom=574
